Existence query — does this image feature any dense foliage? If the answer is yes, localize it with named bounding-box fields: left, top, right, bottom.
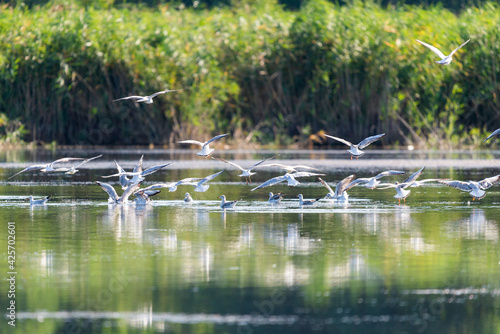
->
left=0, top=0, right=499, bottom=147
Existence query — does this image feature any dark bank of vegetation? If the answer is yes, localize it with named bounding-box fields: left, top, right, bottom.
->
left=0, top=0, right=499, bottom=148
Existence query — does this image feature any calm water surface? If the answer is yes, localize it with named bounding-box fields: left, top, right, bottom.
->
left=1, top=149, right=500, bottom=333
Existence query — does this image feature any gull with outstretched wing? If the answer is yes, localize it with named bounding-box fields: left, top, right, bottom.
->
left=325, top=133, right=385, bottom=159
left=251, top=171, right=325, bottom=191
left=213, top=154, right=277, bottom=184
left=416, top=39, right=470, bottom=65
left=113, top=89, right=181, bottom=104
left=439, top=175, right=500, bottom=200
left=178, top=134, right=229, bottom=157
left=8, top=157, right=85, bottom=180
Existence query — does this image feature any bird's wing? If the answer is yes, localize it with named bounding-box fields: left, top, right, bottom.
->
left=346, top=178, right=368, bottom=190
left=336, top=174, right=357, bottom=194
left=95, top=181, right=119, bottom=201
left=203, top=133, right=229, bottom=147
left=143, top=189, right=161, bottom=197
left=121, top=181, right=142, bottom=202
left=141, top=162, right=171, bottom=176
left=211, top=157, right=244, bottom=171
left=114, top=160, right=126, bottom=174
left=178, top=177, right=203, bottom=184
left=113, top=96, right=144, bottom=102
left=249, top=155, right=278, bottom=170
left=484, top=128, right=500, bottom=142
left=142, top=183, right=175, bottom=191
left=358, top=133, right=385, bottom=149
left=479, top=175, right=500, bottom=189
left=73, top=154, right=103, bottom=169
left=374, top=170, right=406, bottom=179
left=199, top=170, right=224, bottom=184
left=449, top=39, right=470, bottom=57
left=51, top=157, right=85, bottom=167
left=438, top=180, right=472, bottom=192
left=289, top=171, right=325, bottom=178
left=133, top=155, right=144, bottom=174
left=177, top=140, right=204, bottom=147
left=318, top=177, right=334, bottom=195
left=251, top=175, right=287, bottom=191
left=375, top=183, right=397, bottom=189
left=7, top=165, right=47, bottom=179
left=417, top=178, right=446, bottom=184
left=402, top=166, right=425, bottom=184
left=148, top=89, right=182, bottom=99
left=416, top=40, right=446, bottom=59
left=324, top=134, right=352, bottom=147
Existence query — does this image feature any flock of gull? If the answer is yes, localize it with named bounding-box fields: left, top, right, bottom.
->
left=8, top=37, right=500, bottom=208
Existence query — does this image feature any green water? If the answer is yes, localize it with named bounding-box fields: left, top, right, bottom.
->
left=0, top=150, right=500, bottom=333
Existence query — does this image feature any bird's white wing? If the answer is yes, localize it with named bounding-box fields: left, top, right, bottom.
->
left=402, top=167, right=425, bottom=184
left=120, top=181, right=142, bottom=202
left=141, top=183, right=176, bottom=192
left=288, top=171, right=325, bottom=178
left=212, top=157, right=244, bottom=171
left=51, top=157, right=85, bottom=167
left=374, top=170, right=406, bottom=179
left=249, top=155, right=278, bottom=170
left=141, top=162, right=172, bottom=176
left=484, top=128, right=500, bottom=142
left=438, top=180, right=472, bottom=192
left=346, top=178, right=368, bottom=190
left=177, top=140, right=204, bottom=147
left=479, top=175, right=500, bottom=189
left=95, top=181, right=119, bottom=201
left=448, top=39, right=470, bottom=57
left=199, top=170, right=224, bottom=184
left=7, top=165, right=46, bottom=179
left=73, top=154, right=103, bottom=169
left=375, top=183, right=398, bottom=189
left=133, top=155, right=144, bottom=174
left=113, top=96, right=145, bottom=102
left=416, top=40, right=446, bottom=59
left=324, top=134, right=353, bottom=147
left=336, top=174, right=357, bottom=195
left=203, top=133, right=229, bottom=147
left=251, top=175, right=287, bottom=191
left=358, top=133, right=385, bottom=149
left=318, top=177, right=335, bottom=195
left=148, top=89, right=182, bottom=99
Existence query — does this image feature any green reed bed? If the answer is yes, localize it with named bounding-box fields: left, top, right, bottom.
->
left=0, top=0, right=499, bottom=147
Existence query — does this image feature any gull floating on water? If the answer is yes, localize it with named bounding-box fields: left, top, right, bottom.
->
left=268, top=192, right=285, bottom=205
left=95, top=181, right=142, bottom=204
left=178, top=134, right=229, bottom=157
left=212, top=155, right=277, bottom=184
left=416, top=39, right=470, bottom=65
left=377, top=167, right=425, bottom=203
left=484, top=128, right=500, bottom=142
left=251, top=171, right=325, bottom=191
left=319, top=175, right=358, bottom=201
left=220, top=195, right=238, bottom=209
left=113, top=89, right=181, bottom=104
left=65, top=154, right=103, bottom=175
left=27, top=195, right=50, bottom=205
left=184, top=193, right=193, bottom=203
left=353, top=170, right=406, bottom=189
left=8, top=157, right=85, bottom=179
left=297, top=194, right=321, bottom=206
left=438, top=175, right=500, bottom=200
left=325, top=133, right=385, bottom=159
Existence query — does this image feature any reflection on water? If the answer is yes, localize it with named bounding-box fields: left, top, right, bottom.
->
left=0, top=165, right=499, bottom=333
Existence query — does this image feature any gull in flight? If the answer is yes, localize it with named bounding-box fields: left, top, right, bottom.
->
left=259, top=163, right=323, bottom=173
left=191, top=170, right=224, bottom=192
left=220, top=195, right=238, bottom=209
left=102, top=162, right=172, bottom=182
left=268, top=192, right=285, bottom=205
left=26, top=195, right=51, bottom=205
left=352, top=170, right=406, bottom=189
left=319, top=175, right=359, bottom=201
left=65, top=154, right=103, bottom=175
left=95, top=181, right=142, bottom=204
left=438, top=175, right=500, bottom=200
left=184, top=193, right=193, bottom=203
left=297, top=194, right=321, bottom=206
left=484, top=128, right=500, bottom=142
left=377, top=167, right=425, bottom=203
left=416, top=39, right=470, bottom=65
left=251, top=171, right=325, bottom=191
left=178, top=134, right=229, bottom=157
left=8, top=157, right=85, bottom=179
left=212, top=155, right=277, bottom=184
left=133, top=189, right=161, bottom=205
left=111, top=156, right=145, bottom=189
left=409, top=178, right=450, bottom=187
left=325, top=133, right=385, bottom=159
left=139, top=177, right=203, bottom=193
left=113, top=89, right=181, bottom=104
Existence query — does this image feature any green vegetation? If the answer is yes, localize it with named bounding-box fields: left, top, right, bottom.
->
left=0, top=0, right=499, bottom=147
